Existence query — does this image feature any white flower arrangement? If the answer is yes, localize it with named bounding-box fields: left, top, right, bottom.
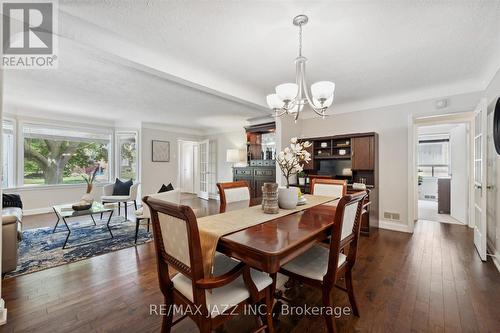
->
left=277, top=137, right=312, bottom=188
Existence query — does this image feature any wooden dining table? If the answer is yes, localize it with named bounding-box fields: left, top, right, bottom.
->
left=216, top=198, right=338, bottom=292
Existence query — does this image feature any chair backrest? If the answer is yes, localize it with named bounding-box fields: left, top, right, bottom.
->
left=311, top=178, right=347, bottom=199
left=129, top=183, right=140, bottom=200
left=143, top=197, right=206, bottom=297
left=324, top=191, right=367, bottom=283
left=217, top=181, right=251, bottom=212
left=141, top=189, right=181, bottom=218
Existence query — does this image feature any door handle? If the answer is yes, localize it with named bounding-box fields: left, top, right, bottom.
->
left=487, top=185, right=494, bottom=190
left=475, top=184, right=482, bottom=189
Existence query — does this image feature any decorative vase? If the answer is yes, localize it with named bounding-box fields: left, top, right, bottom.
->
left=278, top=187, right=298, bottom=209
left=262, top=183, right=279, bottom=214
left=81, top=184, right=94, bottom=205
left=298, top=177, right=305, bottom=186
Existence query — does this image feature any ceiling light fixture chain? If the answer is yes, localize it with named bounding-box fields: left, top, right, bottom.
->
left=266, top=15, right=335, bottom=121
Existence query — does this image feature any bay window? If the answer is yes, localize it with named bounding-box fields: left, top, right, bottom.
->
left=116, top=132, right=138, bottom=181
left=22, top=124, right=112, bottom=186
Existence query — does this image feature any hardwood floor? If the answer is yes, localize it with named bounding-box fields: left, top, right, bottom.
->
left=2, top=196, right=499, bottom=332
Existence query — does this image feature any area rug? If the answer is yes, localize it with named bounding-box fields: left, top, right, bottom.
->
left=4, top=216, right=153, bottom=278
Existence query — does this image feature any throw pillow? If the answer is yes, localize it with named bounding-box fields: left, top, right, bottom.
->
left=158, top=183, right=174, bottom=193
left=112, top=178, right=133, bottom=195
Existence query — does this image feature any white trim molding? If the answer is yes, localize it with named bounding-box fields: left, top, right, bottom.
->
left=379, top=219, right=412, bottom=233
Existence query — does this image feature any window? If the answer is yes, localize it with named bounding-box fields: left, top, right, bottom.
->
left=418, top=137, right=450, bottom=178
left=116, top=132, right=137, bottom=181
left=22, top=124, right=111, bottom=186
left=2, top=120, right=15, bottom=188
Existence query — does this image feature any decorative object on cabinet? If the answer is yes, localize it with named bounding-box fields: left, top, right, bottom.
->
left=226, top=149, right=246, bottom=167
left=151, top=140, right=170, bottom=162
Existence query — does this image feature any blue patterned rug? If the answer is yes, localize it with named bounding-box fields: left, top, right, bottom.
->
left=4, top=216, right=153, bottom=278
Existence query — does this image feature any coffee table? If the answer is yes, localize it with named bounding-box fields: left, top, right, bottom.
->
left=52, top=202, right=114, bottom=249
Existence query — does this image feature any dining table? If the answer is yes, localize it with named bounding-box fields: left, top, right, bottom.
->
left=215, top=196, right=339, bottom=294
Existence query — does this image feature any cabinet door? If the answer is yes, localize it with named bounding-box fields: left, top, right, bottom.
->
left=254, top=178, right=268, bottom=198
left=352, top=136, right=374, bottom=170
left=302, top=142, right=315, bottom=170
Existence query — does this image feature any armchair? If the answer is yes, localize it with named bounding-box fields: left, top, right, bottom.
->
left=101, top=182, right=140, bottom=221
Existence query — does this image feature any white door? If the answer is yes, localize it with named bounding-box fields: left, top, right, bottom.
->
left=198, top=139, right=209, bottom=200
left=450, top=124, right=467, bottom=224
left=486, top=109, right=497, bottom=258
left=473, top=99, right=488, bottom=261
left=180, top=141, right=195, bottom=193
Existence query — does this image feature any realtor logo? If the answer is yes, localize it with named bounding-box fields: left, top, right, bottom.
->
left=2, top=0, right=58, bottom=69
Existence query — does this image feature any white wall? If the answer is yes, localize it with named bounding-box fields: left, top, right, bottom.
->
left=206, top=129, right=246, bottom=183
left=140, top=124, right=200, bottom=197
left=296, top=91, right=482, bottom=232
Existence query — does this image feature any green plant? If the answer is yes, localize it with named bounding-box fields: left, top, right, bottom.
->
left=297, top=171, right=306, bottom=178
left=82, top=166, right=99, bottom=185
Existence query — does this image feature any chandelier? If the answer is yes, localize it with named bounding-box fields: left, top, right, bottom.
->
left=266, top=15, right=335, bottom=121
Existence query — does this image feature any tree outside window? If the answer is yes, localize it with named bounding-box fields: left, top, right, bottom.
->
left=23, top=125, right=111, bottom=185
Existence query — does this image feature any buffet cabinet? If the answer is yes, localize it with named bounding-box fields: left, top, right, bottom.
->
left=232, top=166, right=276, bottom=198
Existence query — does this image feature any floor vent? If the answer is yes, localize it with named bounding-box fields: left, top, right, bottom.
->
left=383, top=212, right=401, bottom=221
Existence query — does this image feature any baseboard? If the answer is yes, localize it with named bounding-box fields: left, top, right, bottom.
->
left=379, top=219, right=411, bottom=233
left=23, top=207, right=53, bottom=216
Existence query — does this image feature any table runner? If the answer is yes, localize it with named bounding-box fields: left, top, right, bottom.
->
left=197, top=194, right=337, bottom=276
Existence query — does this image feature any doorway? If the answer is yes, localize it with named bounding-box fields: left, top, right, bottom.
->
left=409, top=112, right=476, bottom=232
left=178, top=140, right=199, bottom=194
left=417, top=123, right=469, bottom=224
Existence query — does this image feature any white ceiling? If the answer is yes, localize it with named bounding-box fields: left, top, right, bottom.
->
left=4, top=0, right=500, bottom=131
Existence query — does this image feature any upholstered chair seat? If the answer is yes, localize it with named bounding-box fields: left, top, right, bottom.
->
left=172, top=252, right=272, bottom=318
left=281, top=244, right=347, bottom=281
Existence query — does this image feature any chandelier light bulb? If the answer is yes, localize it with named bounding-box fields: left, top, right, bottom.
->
left=311, top=81, right=335, bottom=100
left=266, top=94, right=285, bottom=109
left=275, top=83, right=299, bottom=102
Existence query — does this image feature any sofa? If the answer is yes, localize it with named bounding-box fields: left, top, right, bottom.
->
left=2, top=206, right=22, bottom=274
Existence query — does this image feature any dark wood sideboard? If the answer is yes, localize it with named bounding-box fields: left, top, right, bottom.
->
left=300, top=132, right=379, bottom=235
left=232, top=166, right=276, bottom=198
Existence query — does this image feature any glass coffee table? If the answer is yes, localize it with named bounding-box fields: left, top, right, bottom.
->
left=52, top=202, right=114, bottom=249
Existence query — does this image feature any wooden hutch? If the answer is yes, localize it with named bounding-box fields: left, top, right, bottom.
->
left=233, top=122, right=276, bottom=198
left=300, top=132, right=379, bottom=234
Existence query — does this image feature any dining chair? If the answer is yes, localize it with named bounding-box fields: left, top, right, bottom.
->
left=143, top=196, right=275, bottom=333
left=217, top=181, right=251, bottom=213
left=279, top=191, right=367, bottom=333
left=310, top=178, right=347, bottom=199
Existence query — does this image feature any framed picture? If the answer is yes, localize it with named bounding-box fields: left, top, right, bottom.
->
left=152, top=140, right=170, bottom=162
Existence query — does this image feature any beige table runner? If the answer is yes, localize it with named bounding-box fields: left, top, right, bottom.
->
left=197, top=194, right=337, bottom=276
